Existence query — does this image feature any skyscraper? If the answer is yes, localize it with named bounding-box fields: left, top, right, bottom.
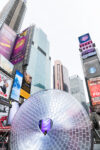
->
left=0, top=0, right=26, bottom=32
left=53, top=60, right=70, bottom=92
left=78, top=33, right=100, bottom=111
left=53, top=60, right=63, bottom=90
left=70, top=75, right=86, bottom=103
left=26, top=27, right=51, bottom=94
left=63, top=66, right=70, bottom=93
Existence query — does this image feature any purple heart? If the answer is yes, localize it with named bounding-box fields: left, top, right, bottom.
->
left=39, top=118, right=53, bottom=135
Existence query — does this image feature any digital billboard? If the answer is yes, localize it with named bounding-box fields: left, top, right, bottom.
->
left=7, top=101, right=19, bottom=125
left=88, top=77, right=100, bottom=106
left=20, top=72, right=32, bottom=99
left=0, top=23, right=16, bottom=60
left=10, top=70, right=23, bottom=102
left=0, top=54, right=14, bottom=75
left=82, top=51, right=96, bottom=59
left=83, top=56, right=100, bottom=79
left=10, top=27, right=31, bottom=65
left=0, top=71, right=13, bottom=100
left=82, top=48, right=95, bottom=56
left=78, top=33, right=91, bottom=44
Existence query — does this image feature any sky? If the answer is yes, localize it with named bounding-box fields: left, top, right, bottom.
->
left=0, top=0, right=100, bottom=102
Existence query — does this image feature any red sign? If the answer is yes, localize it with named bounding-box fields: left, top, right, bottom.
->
left=88, top=84, right=100, bottom=97
left=88, top=77, right=100, bottom=106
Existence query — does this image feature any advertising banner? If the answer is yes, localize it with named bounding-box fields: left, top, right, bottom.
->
left=10, top=27, right=31, bottom=64
left=82, top=51, right=96, bottom=59
left=88, top=77, right=100, bottom=106
left=78, top=33, right=91, bottom=44
left=0, top=54, right=14, bottom=75
left=0, top=105, right=9, bottom=118
left=82, top=48, right=95, bottom=56
left=10, top=70, right=23, bottom=102
left=0, top=23, right=16, bottom=60
left=20, top=72, right=32, bottom=99
left=0, top=71, right=13, bottom=100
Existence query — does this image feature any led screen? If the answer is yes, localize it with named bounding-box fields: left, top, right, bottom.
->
left=20, top=72, right=32, bottom=99
left=82, top=48, right=95, bottom=56
left=82, top=51, right=96, bottom=59
left=0, top=71, right=13, bottom=100
left=10, top=70, right=23, bottom=102
left=0, top=24, right=16, bottom=60
left=0, top=54, right=14, bottom=74
left=83, top=57, right=100, bottom=79
left=78, top=33, right=91, bottom=44
left=88, top=77, right=100, bottom=106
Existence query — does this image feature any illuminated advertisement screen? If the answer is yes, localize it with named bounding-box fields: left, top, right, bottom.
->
left=10, top=70, right=23, bottom=102
left=83, top=57, right=100, bottom=79
left=0, top=71, right=13, bottom=100
left=0, top=24, right=16, bottom=60
left=82, top=51, right=96, bottom=59
left=0, top=105, right=9, bottom=120
left=7, top=101, right=19, bottom=125
left=78, top=33, right=91, bottom=44
left=20, top=72, right=32, bottom=99
left=88, top=77, right=100, bottom=106
left=0, top=54, right=14, bottom=74
left=10, top=28, right=31, bottom=64
left=82, top=48, right=95, bottom=56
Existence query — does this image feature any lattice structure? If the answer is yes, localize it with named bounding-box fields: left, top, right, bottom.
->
left=10, top=90, right=92, bottom=150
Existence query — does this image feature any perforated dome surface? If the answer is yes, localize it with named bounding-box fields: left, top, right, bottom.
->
left=10, top=90, right=92, bottom=150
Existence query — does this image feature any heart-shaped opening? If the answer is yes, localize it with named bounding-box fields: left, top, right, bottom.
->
left=39, top=118, right=53, bottom=135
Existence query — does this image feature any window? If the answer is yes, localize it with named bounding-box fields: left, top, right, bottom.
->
left=49, top=57, right=51, bottom=60
left=32, top=41, right=34, bottom=45
left=38, top=46, right=46, bottom=56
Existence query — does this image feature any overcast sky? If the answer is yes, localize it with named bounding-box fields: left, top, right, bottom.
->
left=0, top=0, right=100, bottom=102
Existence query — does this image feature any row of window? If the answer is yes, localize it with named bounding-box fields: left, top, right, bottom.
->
left=80, top=41, right=92, bottom=47
left=49, top=57, right=51, bottom=60
left=32, top=41, right=51, bottom=60
left=82, top=45, right=92, bottom=50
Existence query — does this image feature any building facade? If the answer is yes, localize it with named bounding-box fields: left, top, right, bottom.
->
left=53, top=60, right=63, bottom=90
left=63, top=66, right=70, bottom=93
left=0, top=0, right=26, bottom=32
left=53, top=60, right=70, bottom=92
left=70, top=75, right=86, bottom=103
left=78, top=33, right=100, bottom=112
left=26, top=27, right=51, bottom=94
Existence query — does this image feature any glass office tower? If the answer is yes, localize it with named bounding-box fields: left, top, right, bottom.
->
left=26, top=27, right=51, bottom=94
left=69, top=75, right=86, bottom=103
left=0, top=0, right=26, bottom=32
